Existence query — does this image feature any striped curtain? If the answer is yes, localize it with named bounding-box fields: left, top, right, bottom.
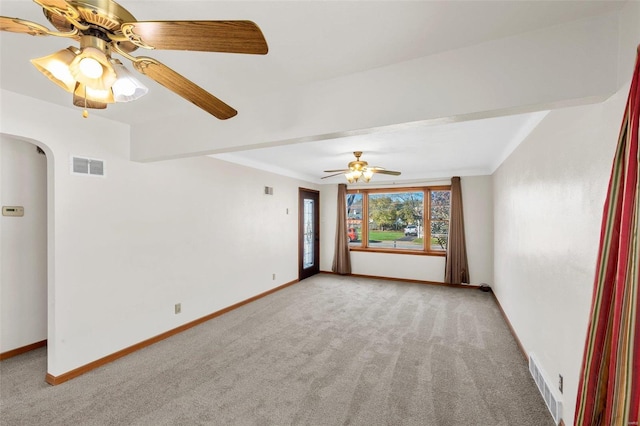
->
left=574, top=46, right=640, bottom=426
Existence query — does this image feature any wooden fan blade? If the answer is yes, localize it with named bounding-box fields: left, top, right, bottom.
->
left=120, top=21, right=268, bottom=54
left=33, top=0, right=80, bottom=21
left=323, top=169, right=350, bottom=173
left=132, top=57, right=237, bottom=120
left=321, top=172, right=347, bottom=179
left=0, top=16, right=51, bottom=36
left=374, top=170, right=401, bottom=176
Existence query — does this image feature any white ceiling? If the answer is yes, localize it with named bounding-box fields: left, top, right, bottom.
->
left=214, top=110, right=550, bottom=183
left=0, top=1, right=626, bottom=184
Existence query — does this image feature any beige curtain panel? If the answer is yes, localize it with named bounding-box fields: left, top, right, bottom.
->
left=332, top=183, right=352, bottom=275
left=445, top=176, right=470, bottom=284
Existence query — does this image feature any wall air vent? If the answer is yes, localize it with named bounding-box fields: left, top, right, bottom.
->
left=529, top=354, right=563, bottom=425
left=72, top=156, right=105, bottom=177
left=264, top=186, right=274, bottom=195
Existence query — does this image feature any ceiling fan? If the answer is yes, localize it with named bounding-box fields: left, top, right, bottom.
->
left=0, top=0, right=268, bottom=119
left=322, top=151, right=401, bottom=183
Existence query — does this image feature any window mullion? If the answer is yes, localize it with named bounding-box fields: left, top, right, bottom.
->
left=363, top=192, right=369, bottom=248
left=424, top=189, right=430, bottom=253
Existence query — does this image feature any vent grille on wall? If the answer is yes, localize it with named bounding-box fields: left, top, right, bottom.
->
left=72, top=157, right=105, bottom=177
left=264, top=186, right=274, bottom=195
left=529, top=354, right=563, bottom=424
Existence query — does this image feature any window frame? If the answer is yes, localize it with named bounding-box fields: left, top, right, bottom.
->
left=347, top=185, right=451, bottom=256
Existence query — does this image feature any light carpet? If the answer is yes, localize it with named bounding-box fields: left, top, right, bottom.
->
left=0, top=274, right=554, bottom=425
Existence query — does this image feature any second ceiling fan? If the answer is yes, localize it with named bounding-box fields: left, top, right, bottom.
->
left=323, top=151, right=401, bottom=183
left=0, top=0, right=269, bottom=119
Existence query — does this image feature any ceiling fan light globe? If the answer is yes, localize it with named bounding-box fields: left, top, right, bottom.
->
left=49, top=62, right=73, bottom=81
left=116, top=79, right=135, bottom=96
left=30, top=47, right=78, bottom=93
left=111, top=60, right=149, bottom=102
left=86, top=87, right=113, bottom=102
left=74, top=83, right=115, bottom=104
left=363, top=170, right=374, bottom=182
left=345, top=172, right=356, bottom=184
left=113, top=80, right=148, bottom=102
left=78, top=57, right=103, bottom=79
left=69, top=47, right=116, bottom=90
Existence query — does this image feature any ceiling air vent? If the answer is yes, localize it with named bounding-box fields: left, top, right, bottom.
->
left=72, top=156, right=105, bottom=177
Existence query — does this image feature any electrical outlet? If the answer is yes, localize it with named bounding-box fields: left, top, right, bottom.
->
left=272, top=273, right=276, bottom=280
left=175, top=303, right=181, bottom=314
left=559, top=374, right=563, bottom=394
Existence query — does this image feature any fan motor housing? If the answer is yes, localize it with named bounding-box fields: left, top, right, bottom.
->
left=43, top=0, right=138, bottom=52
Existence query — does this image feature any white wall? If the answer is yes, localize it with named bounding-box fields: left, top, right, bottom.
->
left=492, top=88, right=627, bottom=423
left=491, top=4, right=638, bottom=423
left=0, top=90, right=317, bottom=376
left=0, top=136, right=47, bottom=352
left=617, top=0, right=640, bottom=87
left=320, top=176, right=494, bottom=285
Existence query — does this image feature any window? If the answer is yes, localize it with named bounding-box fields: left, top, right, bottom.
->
left=346, top=186, right=451, bottom=255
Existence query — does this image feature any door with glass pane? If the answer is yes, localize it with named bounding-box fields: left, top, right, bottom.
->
left=299, top=188, right=320, bottom=280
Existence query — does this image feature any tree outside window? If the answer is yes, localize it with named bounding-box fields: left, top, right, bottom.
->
left=346, top=186, right=450, bottom=255
left=430, top=190, right=450, bottom=250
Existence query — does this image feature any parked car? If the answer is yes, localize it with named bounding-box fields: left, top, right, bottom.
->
left=348, top=227, right=358, bottom=242
left=404, top=225, right=418, bottom=236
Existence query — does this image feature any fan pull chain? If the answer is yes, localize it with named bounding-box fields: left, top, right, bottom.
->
left=82, top=86, right=88, bottom=119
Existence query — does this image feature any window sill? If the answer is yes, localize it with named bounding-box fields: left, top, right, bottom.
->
left=349, top=247, right=446, bottom=257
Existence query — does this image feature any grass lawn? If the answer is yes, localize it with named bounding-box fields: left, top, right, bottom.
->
left=357, top=231, right=447, bottom=250
left=368, top=230, right=404, bottom=241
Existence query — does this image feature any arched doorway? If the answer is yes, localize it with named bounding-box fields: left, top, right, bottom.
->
left=0, top=135, right=48, bottom=365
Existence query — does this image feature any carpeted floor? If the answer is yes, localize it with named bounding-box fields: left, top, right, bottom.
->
left=0, top=274, right=554, bottom=425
